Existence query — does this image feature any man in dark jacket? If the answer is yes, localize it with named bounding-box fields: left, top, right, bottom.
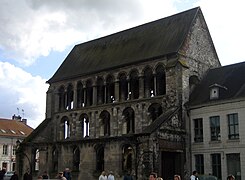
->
left=0, top=168, right=6, bottom=180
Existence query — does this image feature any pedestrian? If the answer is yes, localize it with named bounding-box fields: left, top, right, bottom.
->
left=57, top=172, right=67, bottom=180
left=149, top=172, right=157, bottom=180
left=156, top=177, right=163, bottom=180
left=23, top=170, right=32, bottom=180
left=10, top=171, right=19, bottom=180
left=123, top=171, right=133, bottom=180
left=42, top=171, right=49, bottom=179
left=37, top=176, right=43, bottom=180
left=190, top=171, right=198, bottom=180
left=227, top=175, right=235, bottom=180
left=0, top=168, right=6, bottom=180
left=174, top=174, right=181, bottom=180
left=108, top=171, right=115, bottom=180
left=99, top=171, right=107, bottom=180
left=63, top=168, right=71, bottom=180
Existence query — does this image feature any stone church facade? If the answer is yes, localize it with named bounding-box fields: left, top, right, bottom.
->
left=17, top=7, right=220, bottom=180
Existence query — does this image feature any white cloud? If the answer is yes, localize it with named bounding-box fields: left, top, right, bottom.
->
left=195, top=0, right=245, bottom=65
left=0, top=61, right=48, bottom=128
left=0, top=0, right=178, bottom=66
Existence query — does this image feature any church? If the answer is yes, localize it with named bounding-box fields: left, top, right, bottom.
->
left=16, top=7, right=220, bottom=180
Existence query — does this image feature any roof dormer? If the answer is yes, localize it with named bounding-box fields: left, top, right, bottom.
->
left=209, top=83, right=227, bottom=100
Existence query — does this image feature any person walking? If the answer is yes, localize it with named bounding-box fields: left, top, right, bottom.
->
left=57, top=172, right=67, bottom=180
left=10, top=171, right=19, bottom=180
left=108, top=171, right=114, bottom=180
left=227, top=175, right=235, bottom=180
left=190, top=171, right=198, bottom=180
left=0, top=168, right=6, bottom=180
left=99, top=171, right=107, bottom=180
left=174, top=174, right=181, bottom=180
left=42, top=171, right=49, bottom=179
left=23, top=170, right=32, bottom=180
left=63, top=168, right=71, bottom=180
left=123, top=171, right=133, bottom=180
left=149, top=172, right=157, bottom=180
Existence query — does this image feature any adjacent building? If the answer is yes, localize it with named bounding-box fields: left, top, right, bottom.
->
left=189, top=62, right=245, bottom=180
left=17, top=7, right=221, bottom=180
left=0, top=115, right=33, bottom=172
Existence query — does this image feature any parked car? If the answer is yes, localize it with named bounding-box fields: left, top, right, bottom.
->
left=3, top=171, right=15, bottom=180
left=198, top=175, right=218, bottom=180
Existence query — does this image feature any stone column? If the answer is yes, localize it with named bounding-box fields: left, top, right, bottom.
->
left=153, top=74, right=157, bottom=96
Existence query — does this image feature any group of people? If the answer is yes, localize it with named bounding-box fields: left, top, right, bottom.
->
left=37, top=168, right=72, bottom=180
left=99, top=171, right=115, bottom=180
left=1, top=167, right=72, bottom=180
left=99, top=170, right=236, bottom=180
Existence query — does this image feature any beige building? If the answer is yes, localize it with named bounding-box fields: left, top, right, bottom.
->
left=17, top=7, right=221, bottom=180
left=189, top=62, right=245, bottom=180
left=0, top=115, right=33, bottom=172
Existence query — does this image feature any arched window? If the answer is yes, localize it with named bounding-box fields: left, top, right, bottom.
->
left=119, top=73, right=128, bottom=101
left=106, top=75, right=115, bottom=103
left=97, top=77, right=105, bottom=105
left=58, top=86, right=65, bottom=110
left=144, top=67, right=154, bottom=98
left=73, top=146, right=80, bottom=171
left=52, top=148, right=58, bottom=172
left=34, top=149, right=40, bottom=171
left=99, top=111, right=110, bottom=136
left=61, top=116, right=70, bottom=139
left=80, top=113, right=89, bottom=137
left=122, top=144, right=134, bottom=172
left=66, top=84, right=74, bottom=110
left=96, top=145, right=104, bottom=172
left=129, top=70, right=139, bottom=100
left=148, top=103, right=163, bottom=122
left=86, top=80, right=93, bottom=106
left=156, top=65, right=166, bottom=96
left=122, top=107, right=135, bottom=134
left=77, top=81, right=84, bottom=108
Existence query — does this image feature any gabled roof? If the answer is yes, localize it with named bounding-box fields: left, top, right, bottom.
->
left=0, top=118, right=33, bottom=138
left=48, top=7, right=201, bottom=83
left=189, top=61, right=245, bottom=106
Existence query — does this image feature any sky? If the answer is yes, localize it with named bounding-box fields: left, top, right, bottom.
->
left=0, top=0, right=245, bottom=128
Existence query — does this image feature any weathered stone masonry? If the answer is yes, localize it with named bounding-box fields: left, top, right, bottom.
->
left=17, top=7, right=220, bottom=180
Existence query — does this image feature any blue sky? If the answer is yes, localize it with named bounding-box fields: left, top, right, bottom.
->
left=0, top=0, right=244, bottom=128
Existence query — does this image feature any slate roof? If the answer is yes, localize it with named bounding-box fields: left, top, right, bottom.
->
left=189, top=61, right=245, bottom=106
left=0, top=118, right=33, bottom=138
left=48, top=7, right=201, bottom=83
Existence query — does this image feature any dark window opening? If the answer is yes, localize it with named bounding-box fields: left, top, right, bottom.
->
left=86, top=80, right=93, bottom=106
left=77, top=82, right=84, bottom=108
left=96, top=146, right=104, bottom=172
left=97, top=77, right=105, bottom=105
left=122, top=108, right=135, bottom=134
left=99, top=111, right=110, bottom=136
left=129, top=70, right=139, bottom=100
left=156, top=65, right=166, bottom=96
left=144, top=67, right=154, bottom=98
left=148, top=103, right=163, bottom=122
left=106, top=75, right=115, bottom=103
left=73, top=147, right=80, bottom=171
left=194, top=118, right=203, bottom=142
left=66, top=84, right=74, bottom=110
left=119, top=73, right=128, bottom=101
